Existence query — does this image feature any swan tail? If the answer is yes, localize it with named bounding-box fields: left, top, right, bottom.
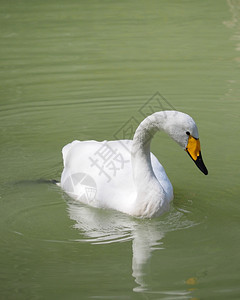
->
left=62, top=140, right=79, bottom=166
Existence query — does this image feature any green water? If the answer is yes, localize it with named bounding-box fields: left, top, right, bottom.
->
left=0, top=0, right=240, bottom=299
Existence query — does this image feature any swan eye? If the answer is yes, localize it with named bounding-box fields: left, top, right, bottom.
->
left=186, top=131, right=190, bottom=136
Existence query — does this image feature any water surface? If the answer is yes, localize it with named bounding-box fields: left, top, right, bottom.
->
left=0, top=0, right=240, bottom=299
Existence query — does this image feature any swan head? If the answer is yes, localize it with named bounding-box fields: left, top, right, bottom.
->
left=159, top=111, right=208, bottom=175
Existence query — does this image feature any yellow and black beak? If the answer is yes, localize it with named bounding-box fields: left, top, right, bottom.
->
left=186, top=135, right=208, bottom=175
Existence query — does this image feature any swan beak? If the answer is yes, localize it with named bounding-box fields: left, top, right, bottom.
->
left=186, top=135, right=208, bottom=175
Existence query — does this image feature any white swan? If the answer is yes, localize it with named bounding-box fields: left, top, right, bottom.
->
left=60, top=111, right=208, bottom=218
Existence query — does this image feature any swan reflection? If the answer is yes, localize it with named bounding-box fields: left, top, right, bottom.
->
left=67, top=199, right=194, bottom=292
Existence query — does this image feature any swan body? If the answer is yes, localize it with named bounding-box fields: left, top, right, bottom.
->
left=60, top=111, right=208, bottom=218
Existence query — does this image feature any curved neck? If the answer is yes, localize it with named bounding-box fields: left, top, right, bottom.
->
left=131, top=112, right=167, bottom=217
left=131, top=111, right=177, bottom=168
left=131, top=113, right=163, bottom=178
left=132, top=114, right=160, bottom=155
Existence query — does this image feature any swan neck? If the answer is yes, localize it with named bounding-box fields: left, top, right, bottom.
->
left=131, top=114, right=167, bottom=216
left=132, top=113, right=164, bottom=155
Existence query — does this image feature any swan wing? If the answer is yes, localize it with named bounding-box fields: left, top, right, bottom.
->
left=150, top=153, right=173, bottom=203
left=60, top=140, right=136, bottom=214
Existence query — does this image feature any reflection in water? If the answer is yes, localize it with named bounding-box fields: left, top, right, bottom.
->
left=224, top=0, right=240, bottom=29
left=67, top=200, right=196, bottom=292
left=224, top=0, right=240, bottom=55
left=222, top=0, right=240, bottom=115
